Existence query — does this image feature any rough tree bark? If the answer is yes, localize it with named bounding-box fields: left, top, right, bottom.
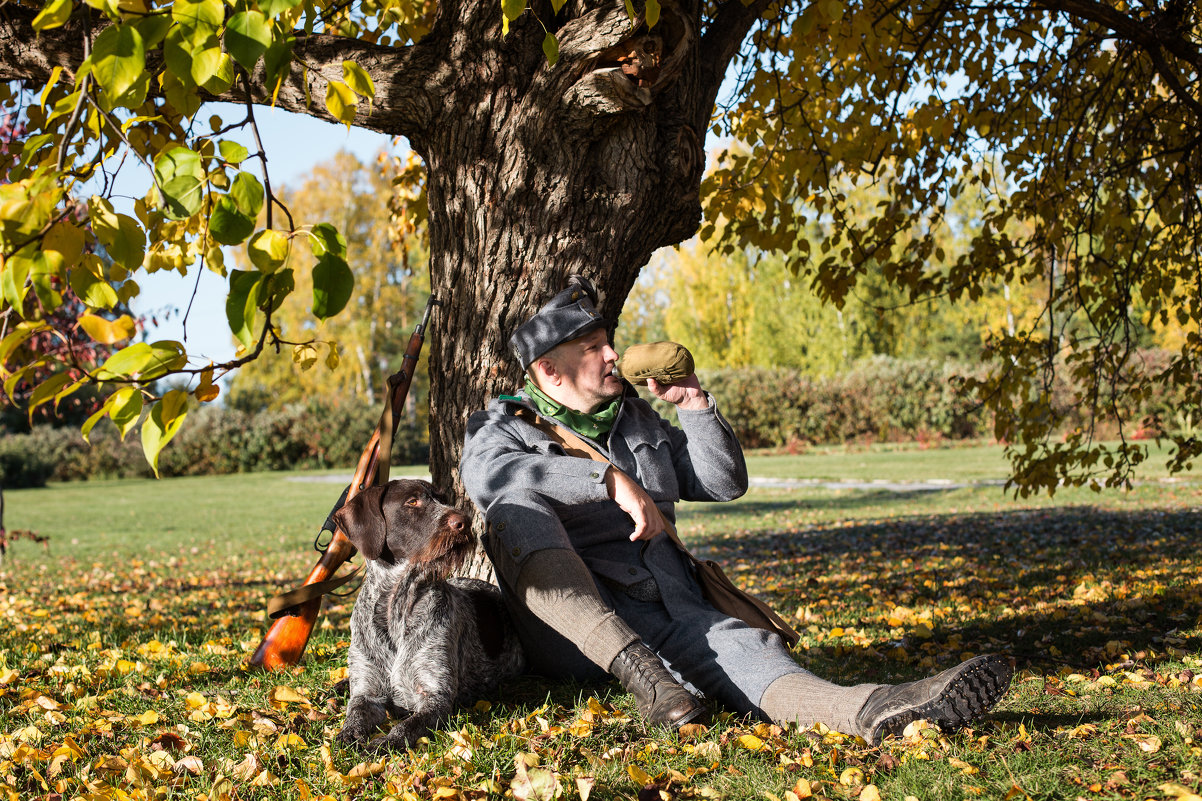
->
left=0, top=0, right=769, bottom=576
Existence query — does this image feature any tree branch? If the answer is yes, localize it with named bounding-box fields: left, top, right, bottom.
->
left=0, top=4, right=443, bottom=140
left=1032, top=0, right=1202, bottom=72
left=696, top=0, right=775, bottom=127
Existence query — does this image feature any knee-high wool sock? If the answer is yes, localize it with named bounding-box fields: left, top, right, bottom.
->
left=513, top=548, right=640, bottom=671
left=759, top=671, right=881, bottom=737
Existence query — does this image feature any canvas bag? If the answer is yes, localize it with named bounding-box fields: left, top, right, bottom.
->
left=513, top=408, right=801, bottom=647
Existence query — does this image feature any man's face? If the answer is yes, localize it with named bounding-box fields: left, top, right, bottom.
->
left=546, top=328, right=622, bottom=412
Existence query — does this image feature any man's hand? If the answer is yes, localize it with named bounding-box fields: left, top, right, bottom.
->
left=606, top=467, right=666, bottom=541
left=646, top=374, right=708, bottom=410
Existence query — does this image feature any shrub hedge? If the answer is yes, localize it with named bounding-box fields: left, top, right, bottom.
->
left=0, top=400, right=429, bottom=488
left=1, top=351, right=1188, bottom=487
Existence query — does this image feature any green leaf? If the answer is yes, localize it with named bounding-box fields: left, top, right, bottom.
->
left=70, top=254, right=120, bottom=310
left=342, top=60, right=375, bottom=100
left=154, top=145, right=204, bottom=185
left=226, top=270, right=262, bottom=349
left=133, top=13, right=172, bottom=48
left=2, top=249, right=33, bottom=311
left=263, top=35, right=295, bottom=94
left=91, top=23, right=145, bottom=105
left=312, top=254, right=354, bottom=320
left=190, top=45, right=223, bottom=87
left=209, top=195, right=256, bottom=246
left=308, top=222, right=346, bottom=258
left=141, top=341, right=187, bottom=379
left=0, top=322, right=46, bottom=367
left=108, top=386, right=143, bottom=439
left=89, top=196, right=146, bottom=270
left=325, top=80, right=356, bottom=126
left=247, top=229, right=290, bottom=273
left=160, top=175, right=205, bottom=220
left=154, top=146, right=206, bottom=219
left=98, top=342, right=154, bottom=379
left=29, top=249, right=65, bottom=311
left=172, top=0, right=223, bottom=31
left=218, top=140, right=250, bottom=165
left=261, top=267, right=294, bottom=313
left=28, top=372, right=74, bottom=412
left=228, top=171, right=264, bottom=217
left=32, top=0, right=72, bottom=30
left=201, top=51, right=235, bottom=95
left=542, top=32, right=559, bottom=67
left=225, top=10, right=272, bottom=71
left=645, top=0, right=660, bottom=27
left=163, top=26, right=201, bottom=84
left=141, top=390, right=189, bottom=478
left=501, top=0, right=526, bottom=21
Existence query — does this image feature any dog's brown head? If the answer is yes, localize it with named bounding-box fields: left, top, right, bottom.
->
left=332, top=479, right=472, bottom=577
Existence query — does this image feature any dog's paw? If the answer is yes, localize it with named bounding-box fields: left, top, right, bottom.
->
left=366, top=717, right=431, bottom=753
left=335, top=723, right=375, bottom=749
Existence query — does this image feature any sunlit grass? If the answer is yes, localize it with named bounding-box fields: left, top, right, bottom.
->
left=2, top=450, right=1200, bottom=800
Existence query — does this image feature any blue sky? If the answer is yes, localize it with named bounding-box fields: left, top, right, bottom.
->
left=129, top=103, right=397, bottom=367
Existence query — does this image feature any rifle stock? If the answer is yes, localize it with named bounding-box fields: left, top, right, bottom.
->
left=247, top=296, right=436, bottom=671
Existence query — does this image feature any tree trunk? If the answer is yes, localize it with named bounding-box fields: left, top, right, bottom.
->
left=406, top=0, right=726, bottom=574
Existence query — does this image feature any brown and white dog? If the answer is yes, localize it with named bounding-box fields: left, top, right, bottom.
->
left=332, top=479, right=524, bottom=752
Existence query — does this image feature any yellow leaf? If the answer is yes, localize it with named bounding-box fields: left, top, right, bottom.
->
left=275, top=733, right=306, bottom=751
left=737, top=733, right=765, bottom=751
left=860, top=786, right=882, bottom=801
left=627, top=763, right=652, bottom=784
left=325, top=80, right=356, bottom=126
left=269, top=685, right=309, bottom=705
left=576, top=777, right=595, bottom=801
left=79, top=312, right=137, bottom=344
left=1160, top=783, right=1202, bottom=801
left=137, top=709, right=160, bottom=725
left=839, top=767, right=864, bottom=786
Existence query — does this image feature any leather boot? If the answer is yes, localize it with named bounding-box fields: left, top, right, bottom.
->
left=610, top=642, right=708, bottom=729
left=854, top=654, right=1013, bottom=745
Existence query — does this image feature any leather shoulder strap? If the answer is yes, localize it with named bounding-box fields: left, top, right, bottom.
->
left=511, top=406, right=693, bottom=551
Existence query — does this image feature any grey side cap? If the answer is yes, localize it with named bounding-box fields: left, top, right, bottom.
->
left=510, top=276, right=607, bottom=369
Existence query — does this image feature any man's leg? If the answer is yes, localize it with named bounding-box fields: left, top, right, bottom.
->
left=482, top=494, right=707, bottom=729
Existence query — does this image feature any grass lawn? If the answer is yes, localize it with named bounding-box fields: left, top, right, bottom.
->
left=1, top=448, right=1201, bottom=800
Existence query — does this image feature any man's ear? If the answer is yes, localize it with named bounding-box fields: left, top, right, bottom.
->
left=533, top=356, right=560, bottom=386
left=332, top=486, right=388, bottom=560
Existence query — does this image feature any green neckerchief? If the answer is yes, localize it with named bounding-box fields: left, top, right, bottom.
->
left=523, top=379, right=621, bottom=440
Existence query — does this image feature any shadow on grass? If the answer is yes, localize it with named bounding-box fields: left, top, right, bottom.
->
left=683, top=490, right=963, bottom=520
left=689, top=506, right=1202, bottom=676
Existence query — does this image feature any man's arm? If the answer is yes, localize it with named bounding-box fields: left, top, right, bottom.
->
left=645, top=375, right=749, bottom=504
left=460, top=407, right=611, bottom=513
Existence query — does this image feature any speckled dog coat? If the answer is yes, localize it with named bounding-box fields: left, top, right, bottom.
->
left=333, top=479, right=524, bottom=752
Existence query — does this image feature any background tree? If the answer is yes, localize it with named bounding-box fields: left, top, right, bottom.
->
left=1, top=0, right=1200, bottom=501
left=225, top=148, right=431, bottom=418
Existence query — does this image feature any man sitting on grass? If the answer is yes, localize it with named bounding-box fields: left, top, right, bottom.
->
left=460, top=275, right=1012, bottom=742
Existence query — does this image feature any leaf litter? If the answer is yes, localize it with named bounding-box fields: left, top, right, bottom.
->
left=1, top=484, right=1201, bottom=799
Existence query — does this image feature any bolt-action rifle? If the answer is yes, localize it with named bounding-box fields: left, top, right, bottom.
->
left=248, top=295, right=437, bottom=671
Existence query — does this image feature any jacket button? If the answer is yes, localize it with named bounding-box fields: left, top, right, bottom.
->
left=628, top=567, right=638, bottom=575
left=495, top=522, right=506, bottom=531
left=512, top=547, right=521, bottom=557
left=590, top=471, right=600, bottom=479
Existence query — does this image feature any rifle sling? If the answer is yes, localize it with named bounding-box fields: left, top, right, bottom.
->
left=511, top=407, right=800, bottom=647
left=266, top=564, right=361, bottom=619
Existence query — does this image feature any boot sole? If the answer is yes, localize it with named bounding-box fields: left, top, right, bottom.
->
left=667, top=701, right=710, bottom=730
left=873, top=655, right=1013, bottom=744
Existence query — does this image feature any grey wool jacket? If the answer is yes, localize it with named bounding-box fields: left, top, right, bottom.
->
left=459, top=385, right=749, bottom=592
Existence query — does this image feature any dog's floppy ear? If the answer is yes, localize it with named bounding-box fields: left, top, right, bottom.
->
left=332, top=485, right=389, bottom=560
